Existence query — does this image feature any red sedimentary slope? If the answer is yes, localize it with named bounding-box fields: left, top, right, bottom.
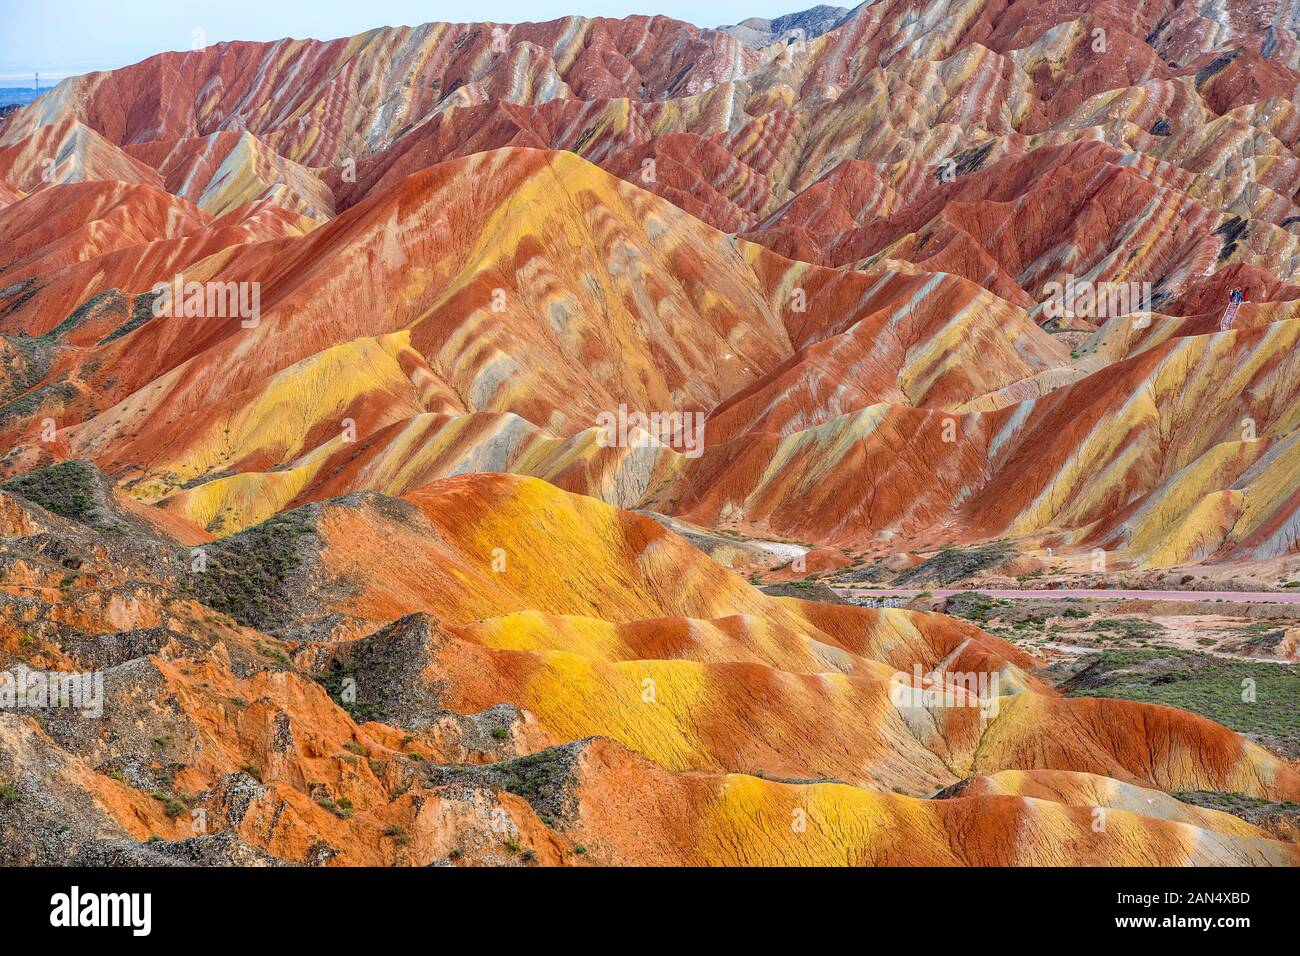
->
left=125, top=131, right=335, bottom=221
left=0, top=17, right=755, bottom=166
left=4, top=4, right=1294, bottom=290
left=0, top=118, right=164, bottom=193
left=0, top=4, right=1294, bottom=573
left=0, top=147, right=1068, bottom=509
left=2, top=135, right=1298, bottom=568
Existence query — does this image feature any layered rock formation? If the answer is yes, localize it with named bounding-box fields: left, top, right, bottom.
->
left=2, top=2, right=1298, bottom=569
left=0, top=2, right=1298, bottom=866
left=1, top=471, right=1296, bottom=865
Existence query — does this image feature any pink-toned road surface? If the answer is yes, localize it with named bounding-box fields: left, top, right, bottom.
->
left=835, top=588, right=1300, bottom=603
left=1219, top=298, right=1240, bottom=331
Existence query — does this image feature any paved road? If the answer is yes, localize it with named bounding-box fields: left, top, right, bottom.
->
left=833, top=587, right=1300, bottom=604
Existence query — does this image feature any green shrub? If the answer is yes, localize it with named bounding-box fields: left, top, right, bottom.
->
left=1, top=461, right=110, bottom=529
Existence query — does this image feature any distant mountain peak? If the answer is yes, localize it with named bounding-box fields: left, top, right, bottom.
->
left=719, top=4, right=852, bottom=47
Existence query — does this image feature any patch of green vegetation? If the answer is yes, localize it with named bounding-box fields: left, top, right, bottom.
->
left=183, top=508, right=317, bottom=633
left=46, top=289, right=120, bottom=340
left=944, top=591, right=999, bottom=624
left=490, top=748, right=572, bottom=805
left=98, top=290, right=162, bottom=346
left=149, top=791, right=187, bottom=818
left=257, top=642, right=290, bottom=666
left=0, top=460, right=114, bottom=530
left=178, top=468, right=237, bottom=492
left=1171, top=789, right=1300, bottom=841
left=0, top=377, right=76, bottom=431
left=0, top=280, right=41, bottom=323
left=314, top=658, right=385, bottom=723
left=896, top=542, right=1016, bottom=586
left=1061, top=649, right=1300, bottom=749
left=1083, top=617, right=1166, bottom=641
left=1231, top=625, right=1287, bottom=654
left=0, top=783, right=19, bottom=802
left=317, top=796, right=354, bottom=819
left=1173, top=790, right=1299, bottom=811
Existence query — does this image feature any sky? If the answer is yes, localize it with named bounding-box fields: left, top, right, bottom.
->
left=0, top=0, right=821, bottom=86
